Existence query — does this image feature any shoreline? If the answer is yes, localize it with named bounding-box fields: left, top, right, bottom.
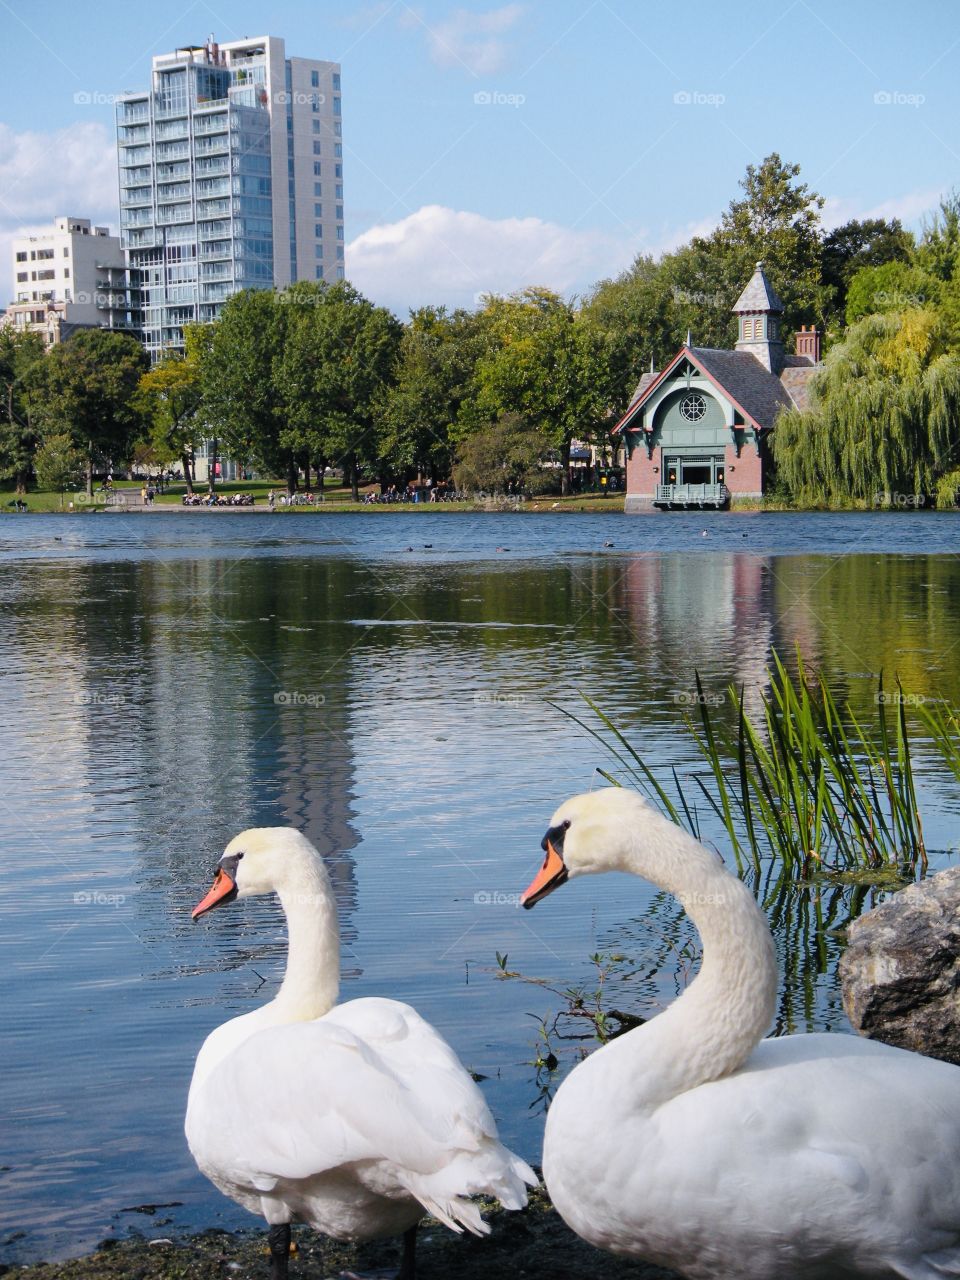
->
left=3, top=1192, right=679, bottom=1279
left=7, top=503, right=960, bottom=517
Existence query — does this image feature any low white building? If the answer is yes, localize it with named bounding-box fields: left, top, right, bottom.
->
left=3, top=216, right=138, bottom=346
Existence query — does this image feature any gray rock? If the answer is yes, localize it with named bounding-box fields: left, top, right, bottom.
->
left=840, top=865, right=960, bottom=1063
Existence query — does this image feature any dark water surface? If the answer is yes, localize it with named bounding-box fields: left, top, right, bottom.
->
left=2, top=511, right=960, bottom=1261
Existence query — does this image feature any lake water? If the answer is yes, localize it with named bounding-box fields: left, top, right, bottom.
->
left=3, top=511, right=960, bottom=1262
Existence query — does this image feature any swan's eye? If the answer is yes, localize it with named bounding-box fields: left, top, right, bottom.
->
left=562, top=820, right=571, bottom=830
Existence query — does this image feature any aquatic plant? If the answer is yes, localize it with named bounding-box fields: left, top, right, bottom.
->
left=559, top=651, right=930, bottom=874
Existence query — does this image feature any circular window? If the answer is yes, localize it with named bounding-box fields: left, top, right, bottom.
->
left=680, top=393, right=707, bottom=422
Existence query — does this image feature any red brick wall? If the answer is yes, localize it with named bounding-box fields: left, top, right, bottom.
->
left=726, top=442, right=763, bottom=496
left=625, top=435, right=659, bottom=507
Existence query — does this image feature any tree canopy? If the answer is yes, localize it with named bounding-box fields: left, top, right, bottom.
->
left=24, top=329, right=147, bottom=495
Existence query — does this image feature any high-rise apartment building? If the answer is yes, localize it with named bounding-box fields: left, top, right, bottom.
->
left=3, top=216, right=136, bottom=347
left=116, top=35, right=344, bottom=360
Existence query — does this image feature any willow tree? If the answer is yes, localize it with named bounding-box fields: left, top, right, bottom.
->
left=774, top=309, right=960, bottom=506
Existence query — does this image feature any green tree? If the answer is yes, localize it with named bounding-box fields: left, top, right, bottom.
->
left=664, top=154, right=828, bottom=349
left=820, top=218, right=914, bottom=326
left=276, top=281, right=402, bottom=501
left=915, top=192, right=960, bottom=283
left=773, top=309, right=960, bottom=506
left=581, top=255, right=678, bottom=419
left=133, top=327, right=207, bottom=493
left=468, top=288, right=608, bottom=494
left=0, top=328, right=45, bottom=493
left=25, top=329, right=147, bottom=496
left=201, top=289, right=290, bottom=489
left=452, top=412, right=547, bottom=493
left=377, top=306, right=487, bottom=483
left=34, top=432, right=84, bottom=507
left=845, top=261, right=939, bottom=325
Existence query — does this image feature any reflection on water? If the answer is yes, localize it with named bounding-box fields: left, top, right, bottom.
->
left=2, top=513, right=960, bottom=1261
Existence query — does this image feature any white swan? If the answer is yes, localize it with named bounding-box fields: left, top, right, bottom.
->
left=186, top=828, right=535, bottom=1279
left=521, top=788, right=960, bottom=1280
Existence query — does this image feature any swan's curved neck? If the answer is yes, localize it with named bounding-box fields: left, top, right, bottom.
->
left=273, top=862, right=341, bottom=1020
left=597, top=816, right=777, bottom=1109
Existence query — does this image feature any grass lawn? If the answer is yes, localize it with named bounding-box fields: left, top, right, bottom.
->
left=2, top=480, right=626, bottom=514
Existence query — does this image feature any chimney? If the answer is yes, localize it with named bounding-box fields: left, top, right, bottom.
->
left=796, top=325, right=821, bottom=364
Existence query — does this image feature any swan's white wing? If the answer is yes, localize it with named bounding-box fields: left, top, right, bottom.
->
left=649, top=1035, right=960, bottom=1267
left=189, top=1004, right=533, bottom=1235
left=323, top=998, right=500, bottom=1146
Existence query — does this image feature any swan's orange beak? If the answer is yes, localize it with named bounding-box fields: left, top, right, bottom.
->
left=522, top=839, right=568, bottom=909
left=192, top=867, right=238, bottom=919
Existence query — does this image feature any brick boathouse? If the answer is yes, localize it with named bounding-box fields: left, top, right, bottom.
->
left=614, top=263, right=821, bottom=512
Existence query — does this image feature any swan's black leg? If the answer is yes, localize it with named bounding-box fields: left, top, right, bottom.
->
left=396, top=1224, right=417, bottom=1280
left=268, top=1223, right=292, bottom=1279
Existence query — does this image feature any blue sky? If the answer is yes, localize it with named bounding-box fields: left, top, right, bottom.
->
left=1, top=0, right=958, bottom=315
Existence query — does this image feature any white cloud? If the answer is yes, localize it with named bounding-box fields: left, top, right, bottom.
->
left=405, top=4, right=525, bottom=76
left=0, top=121, right=118, bottom=305
left=822, top=186, right=946, bottom=232
left=345, top=203, right=639, bottom=313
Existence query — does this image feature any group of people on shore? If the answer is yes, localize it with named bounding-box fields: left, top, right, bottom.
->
left=363, top=483, right=462, bottom=504
left=181, top=491, right=255, bottom=507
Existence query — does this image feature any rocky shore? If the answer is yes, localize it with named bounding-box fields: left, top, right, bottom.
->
left=3, top=1189, right=679, bottom=1279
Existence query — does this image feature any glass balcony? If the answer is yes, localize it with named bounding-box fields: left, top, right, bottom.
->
left=199, top=241, right=232, bottom=260
left=156, top=207, right=194, bottom=225
left=197, top=198, right=231, bottom=218
left=196, top=218, right=230, bottom=236
left=194, top=136, right=229, bottom=156
left=194, top=157, right=229, bottom=175
left=154, top=120, right=189, bottom=140
left=196, top=178, right=230, bottom=197
left=200, top=281, right=234, bottom=302
left=119, top=146, right=153, bottom=165
left=194, top=113, right=229, bottom=135
left=121, top=211, right=155, bottom=228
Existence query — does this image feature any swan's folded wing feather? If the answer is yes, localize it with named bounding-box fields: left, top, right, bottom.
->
left=322, top=998, right=501, bottom=1147
left=194, top=1016, right=496, bottom=1191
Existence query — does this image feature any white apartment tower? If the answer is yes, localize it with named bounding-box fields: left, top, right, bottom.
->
left=5, top=216, right=133, bottom=346
left=116, top=35, right=344, bottom=359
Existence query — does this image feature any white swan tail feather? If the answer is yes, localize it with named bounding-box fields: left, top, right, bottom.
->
left=415, top=1193, right=489, bottom=1236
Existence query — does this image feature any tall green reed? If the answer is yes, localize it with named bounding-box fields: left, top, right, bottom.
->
left=560, top=650, right=930, bottom=876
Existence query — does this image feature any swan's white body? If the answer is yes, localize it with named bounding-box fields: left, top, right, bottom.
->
left=527, top=790, right=960, bottom=1280
left=186, top=829, right=534, bottom=1244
